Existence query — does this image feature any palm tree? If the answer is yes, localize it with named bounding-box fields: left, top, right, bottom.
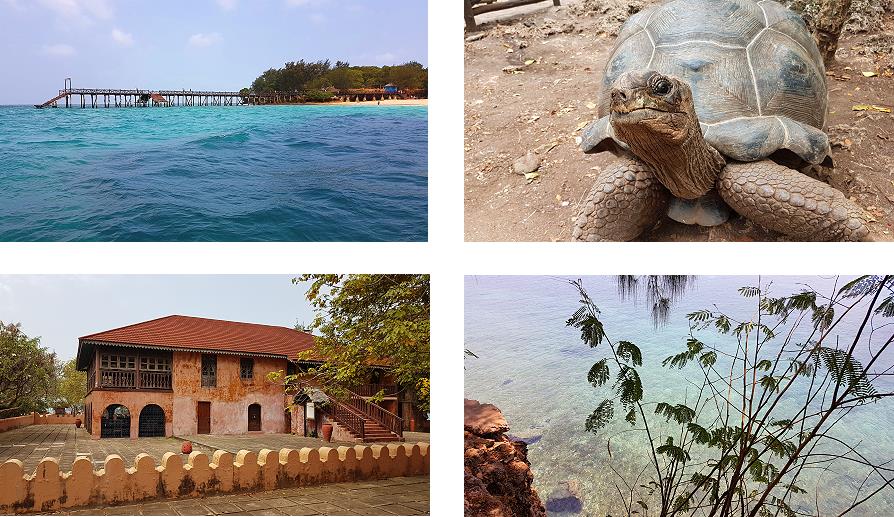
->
left=615, top=275, right=697, bottom=328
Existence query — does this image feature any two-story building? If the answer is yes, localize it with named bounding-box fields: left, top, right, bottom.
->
left=76, top=315, right=425, bottom=441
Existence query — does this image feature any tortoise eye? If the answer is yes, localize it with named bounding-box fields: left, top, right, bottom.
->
left=651, top=77, right=672, bottom=95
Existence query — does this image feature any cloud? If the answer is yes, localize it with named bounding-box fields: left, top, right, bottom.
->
left=216, top=0, right=237, bottom=10
left=188, top=32, right=223, bottom=48
left=1, top=0, right=25, bottom=11
left=285, top=0, right=326, bottom=7
left=375, top=52, right=396, bottom=63
left=37, top=0, right=114, bottom=25
left=111, top=28, right=133, bottom=46
left=42, top=43, right=76, bottom=57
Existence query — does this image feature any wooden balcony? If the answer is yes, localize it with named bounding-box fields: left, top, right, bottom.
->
left=354, top=384, right=399, bottom=398
left=97, top=369, right=171, bottom=390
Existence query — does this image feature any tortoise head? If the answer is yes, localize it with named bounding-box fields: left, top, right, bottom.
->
left=607, top=70, right=723, bottom=200
left=609, top=70, right=696, bottom=146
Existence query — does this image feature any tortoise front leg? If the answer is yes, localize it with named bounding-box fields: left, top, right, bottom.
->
left=717, top=160, right=872, bottom=241
left=572, top=156, right=669, bottom=241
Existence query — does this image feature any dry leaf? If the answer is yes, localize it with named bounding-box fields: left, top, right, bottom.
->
left=524, top=172, right=540, bottom=181
left=524, top=59, right=535, bottom=66
left=853, top=104, right=892, bottom=113
left=586, top=102, right=597, bottom=109
left=862, top=71, right=878, bottom=77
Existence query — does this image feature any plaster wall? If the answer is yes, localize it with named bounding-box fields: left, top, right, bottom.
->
left=171, top=352, right=289, bottom=435
left=0, top=443, right=430, bottom=513
left=84, top=391, right=174, bottom=439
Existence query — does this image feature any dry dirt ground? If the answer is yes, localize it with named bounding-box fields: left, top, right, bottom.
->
left=464, top=0, right=894, bottom=241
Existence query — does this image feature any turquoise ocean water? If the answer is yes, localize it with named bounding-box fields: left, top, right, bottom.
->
left=0, top=104, right=427, bottom=241
left=465, top=276, right=894, bottom=516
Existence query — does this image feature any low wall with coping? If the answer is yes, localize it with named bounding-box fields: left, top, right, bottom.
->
left=0, top=442, right=429, bottom=514
left=0, top=413, right=80, bottom=433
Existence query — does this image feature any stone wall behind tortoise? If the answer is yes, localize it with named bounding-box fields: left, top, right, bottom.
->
left=0, top=442, right=429, bottom=514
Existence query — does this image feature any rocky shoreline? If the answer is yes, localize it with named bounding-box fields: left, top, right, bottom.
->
left=464, top=399, right=546, bottom=517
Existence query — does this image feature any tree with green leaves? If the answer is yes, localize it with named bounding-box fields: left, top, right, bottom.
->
left=0, top=322, right=58, bottom=417
left=270, top=274, right=430, bottom=413
left=568, top=276, right=894, bottom=516
left=53, top=358, right=86, bottom=414
left=246, top=61, right=428, bottom=94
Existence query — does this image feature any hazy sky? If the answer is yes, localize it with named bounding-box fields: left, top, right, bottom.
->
left=0, top=0, right=428, bottom=104
left=0, top=275, right=318, bottom=361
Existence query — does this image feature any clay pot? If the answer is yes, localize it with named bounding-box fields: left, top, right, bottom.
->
left=181, top=441, right=192, bottom=454
left=74, top=418, right=82, bottom=428
left=321, top=423, right=334, bottom=442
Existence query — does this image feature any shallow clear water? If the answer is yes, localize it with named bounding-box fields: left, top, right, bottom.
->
left=465, top=276, right=894, bottom=516
left=0, top=105, right=427, bottom=241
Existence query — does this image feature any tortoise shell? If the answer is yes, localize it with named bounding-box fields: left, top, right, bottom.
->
left=581, top=0, right=831, bottom=164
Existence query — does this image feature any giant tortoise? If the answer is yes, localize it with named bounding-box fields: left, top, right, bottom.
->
left=572, top=0, right=872, bottom=241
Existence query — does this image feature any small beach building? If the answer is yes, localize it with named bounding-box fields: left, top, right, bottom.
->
left=384, top=83, right=399, bottom=94
left=77, top=315, right=423, bottom=441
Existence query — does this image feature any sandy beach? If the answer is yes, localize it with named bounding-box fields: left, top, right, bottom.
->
left=304, top=98, right=428, bottom=107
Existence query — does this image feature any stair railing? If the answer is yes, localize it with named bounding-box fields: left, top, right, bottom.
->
left=344, top=389, right=403, bottom=438
left=321, top=398, right=365, bottom=439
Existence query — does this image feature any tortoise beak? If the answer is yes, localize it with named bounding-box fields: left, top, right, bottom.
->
left=611, top=88, right=651, bottom=114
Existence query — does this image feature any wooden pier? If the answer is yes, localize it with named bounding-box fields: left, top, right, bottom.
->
left=36, top=88, right=246, bottom=109
left=35, top=79, right=426, bottom=109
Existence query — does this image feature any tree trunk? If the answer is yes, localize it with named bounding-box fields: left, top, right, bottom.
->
left=813, top=0, right=853, bottom=65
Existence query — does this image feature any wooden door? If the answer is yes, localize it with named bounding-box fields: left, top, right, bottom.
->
left=248, top=403, right=261, bottom=431
left=197, top=401, right=211, bottom=434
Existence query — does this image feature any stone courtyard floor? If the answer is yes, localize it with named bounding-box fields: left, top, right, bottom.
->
left=0, top=425, right=430, bottom=475
left=55, top=476, right=430, bottom=516
left=0, top=425, right=208, bottom=474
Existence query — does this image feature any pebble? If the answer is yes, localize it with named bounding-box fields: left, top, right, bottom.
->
left=513, top=152, right=541, bottom=175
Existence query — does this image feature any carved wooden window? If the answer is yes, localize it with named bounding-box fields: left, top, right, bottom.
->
left=201, top=354, right=217, bottom=387
left=100, top=353, right=136, bottom=370
left=140, top=356, right=171, bottom=372
left=240, top=358, right=254, bottom=380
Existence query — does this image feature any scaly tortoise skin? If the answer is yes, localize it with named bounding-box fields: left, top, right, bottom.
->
left=573, top=0, right=872, bottom=241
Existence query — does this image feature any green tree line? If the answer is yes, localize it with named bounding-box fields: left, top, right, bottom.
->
left=0, top=322, right=85, bottom=418
left=244, top=59, right=428, bottom=94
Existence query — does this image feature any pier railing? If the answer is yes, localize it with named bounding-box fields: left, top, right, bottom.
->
left=36, top=85, right=426, bottom=108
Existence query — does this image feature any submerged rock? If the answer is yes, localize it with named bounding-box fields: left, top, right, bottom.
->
left=464, top=399, right=546, bottom=517
left=507, top=433, right=542, bottom=445
left=545, top=480, right=584, bottom=514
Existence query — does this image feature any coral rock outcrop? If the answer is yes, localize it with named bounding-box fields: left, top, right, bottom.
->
left=464, top=399, right=546, bottom=517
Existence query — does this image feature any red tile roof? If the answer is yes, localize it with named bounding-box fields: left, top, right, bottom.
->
left=79, top=315, right=315, bottom=359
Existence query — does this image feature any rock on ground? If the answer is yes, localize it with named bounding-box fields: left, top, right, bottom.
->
left=787, top=0, right=894, bottom=34
left=569, top=0, right=646, bottom=34
left=464, top=399, right=546, bottom=517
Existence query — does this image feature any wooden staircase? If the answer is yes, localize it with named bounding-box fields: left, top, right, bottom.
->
left=321, top=388, right=403, bottom=443
left=35, top=92, right=67, bottom=108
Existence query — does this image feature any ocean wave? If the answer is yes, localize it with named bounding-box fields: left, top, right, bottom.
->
left=0, top=105, right=427, bottom=241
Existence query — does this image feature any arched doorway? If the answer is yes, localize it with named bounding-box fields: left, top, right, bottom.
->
left=100, top=404, right=130, bottom=438
left=248, top=403, right=261, bottom=431
left=138, top=404, right=165, bottom=437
